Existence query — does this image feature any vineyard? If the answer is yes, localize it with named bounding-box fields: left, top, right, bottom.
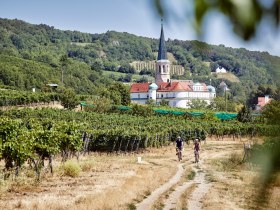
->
left=0, top=90, right=59, bottom=106
left=0, top=108, right=277, bottom=180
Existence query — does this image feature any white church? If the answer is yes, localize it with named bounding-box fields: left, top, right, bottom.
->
left=130, top=23, right=216, bottom=108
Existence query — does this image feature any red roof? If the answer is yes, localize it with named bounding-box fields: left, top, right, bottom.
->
left=130, top=83, right=150, bottom=93
left=130, top=81, right=208, bottom=93
left=157, top=82, right=192, bottom=92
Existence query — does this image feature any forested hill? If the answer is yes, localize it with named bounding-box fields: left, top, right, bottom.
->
left=0, top=18, right=279, bottom=103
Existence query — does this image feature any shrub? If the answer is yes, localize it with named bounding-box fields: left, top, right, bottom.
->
left=187, top=170, right=196, bottom=180
left=61, top=160, right=81, bottom=177
left=131, top=104, right=154, bottom=117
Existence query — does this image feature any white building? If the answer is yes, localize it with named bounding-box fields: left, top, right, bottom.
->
left=130, top=23, right=216, bottom=108
left=215, top=67, right=227, bottom=73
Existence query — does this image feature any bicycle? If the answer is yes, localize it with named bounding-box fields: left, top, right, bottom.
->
left=176, top=147, right=182, bottom=161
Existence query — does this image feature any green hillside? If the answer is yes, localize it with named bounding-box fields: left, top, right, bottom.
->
left=0, top=17, right=280, bottom=104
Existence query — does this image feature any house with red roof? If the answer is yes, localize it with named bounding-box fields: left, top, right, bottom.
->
left=255, top=95, right=272, bottom=111
left=130, top=22, right=216, bottom=108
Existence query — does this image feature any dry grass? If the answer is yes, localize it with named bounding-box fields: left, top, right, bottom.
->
left=0, top=139, right=279, bottom=210
left=202, top=147, right=264, bottom=210
left=216, top=72, right=240, bottom=83
left=0, top=147, right=177, bottom=210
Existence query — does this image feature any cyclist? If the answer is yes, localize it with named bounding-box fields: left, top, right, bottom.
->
left=194, top=138, right=200, bottom=162
left=176, top=136, right=183, bottom=161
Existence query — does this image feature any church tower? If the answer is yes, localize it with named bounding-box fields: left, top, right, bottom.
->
left=155, top=21, right=170, bottom=83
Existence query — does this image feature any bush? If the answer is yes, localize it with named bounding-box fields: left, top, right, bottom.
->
left=60, top=88, right=79, bottom=110
left=61, top=160, right=81, bottom=177
left=131, top=104, right=154, bottom=117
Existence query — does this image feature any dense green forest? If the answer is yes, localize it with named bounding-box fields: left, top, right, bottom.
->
left=0, top=18, right=280, bottom=106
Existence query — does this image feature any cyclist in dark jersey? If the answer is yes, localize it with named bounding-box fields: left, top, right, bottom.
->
left=176, top=136, right=184, bottom=161
left=176, top=136, right=183, bottom=150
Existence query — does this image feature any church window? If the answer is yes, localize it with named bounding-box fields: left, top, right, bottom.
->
left=163, top=65, right=166, bottom=73
left=159, top=66, right=161, bottom=73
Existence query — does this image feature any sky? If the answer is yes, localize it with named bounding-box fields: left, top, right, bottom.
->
left=0, top=0, right=280, bottom=56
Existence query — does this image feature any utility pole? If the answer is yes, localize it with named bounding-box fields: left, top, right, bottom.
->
left=225, top=87, right=227, bottom=112
left=60, top=55, right=68, bottom=86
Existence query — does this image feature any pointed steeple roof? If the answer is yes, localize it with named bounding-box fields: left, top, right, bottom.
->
left=157, top=21, right=167, bottom=60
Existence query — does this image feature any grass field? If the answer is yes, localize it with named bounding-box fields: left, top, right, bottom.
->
left=102, top=70, right=155, bottom=82
left=215, top=72, right=240, bottom=83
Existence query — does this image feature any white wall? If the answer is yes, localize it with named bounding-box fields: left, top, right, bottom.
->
left=149, top=90, right=157, bottom=100
left=130, top=90, right=215, bottom=108
left=176, top=100, right=187, bottom=108
left=131, top=92, right=148, bottom=99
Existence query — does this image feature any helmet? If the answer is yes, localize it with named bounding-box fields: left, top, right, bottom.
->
left=177, top=136, right=181, bottom=140
left=195, top=138, right=199, bottom=142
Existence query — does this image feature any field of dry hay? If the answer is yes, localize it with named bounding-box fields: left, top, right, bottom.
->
left=0, top=139, right=279, bottom=210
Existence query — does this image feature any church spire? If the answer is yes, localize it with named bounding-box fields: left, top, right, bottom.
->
left=157, top=20, right=167, bottom=60
left=155, top=19, right=170, bottom=83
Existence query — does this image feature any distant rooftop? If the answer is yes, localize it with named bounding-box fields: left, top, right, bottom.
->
left=46, top=84, right=58, bottom=87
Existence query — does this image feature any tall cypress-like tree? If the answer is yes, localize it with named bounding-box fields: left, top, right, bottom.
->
left=237, top=105, right=252, bottom=123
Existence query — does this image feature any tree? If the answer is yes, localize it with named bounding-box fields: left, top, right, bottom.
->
left=118, top=64, right=136, bottom=74
left=139, top=68, right=155, bottom=77
left=109, top=82, right=131, bottom=106
left=60, top=88, right=79, bottom=110
left=91, top=59, right=103, bottom=72
left=187, top=99, right=208, bottom=109
left=262, top=100, right=280, bottom=125
left=209, top=97, right=236, bottom=112
left=87, top=97, right=112, bottom=113
left=99, top=87, right=120, bottom=105
left=237, top=105, right=252, bottom=123
left=272, top=88, right=280, bottom=100
left=99, top=82, right=131, bottom=106
left=136, top=76, right=148, bottom=83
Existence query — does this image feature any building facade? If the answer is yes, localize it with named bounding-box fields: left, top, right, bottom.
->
left=130, top=23, right=216, bottom=108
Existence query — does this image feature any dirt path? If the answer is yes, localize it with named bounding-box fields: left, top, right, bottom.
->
left=162, top=180, right=193, bottom=210
left=138, top=143, right=235, bottom=210
left=162, top=155, right=210, bottom=210
left=187, top=162, right=211, bottom=210
left=136, top=163, right=184, bottom=210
